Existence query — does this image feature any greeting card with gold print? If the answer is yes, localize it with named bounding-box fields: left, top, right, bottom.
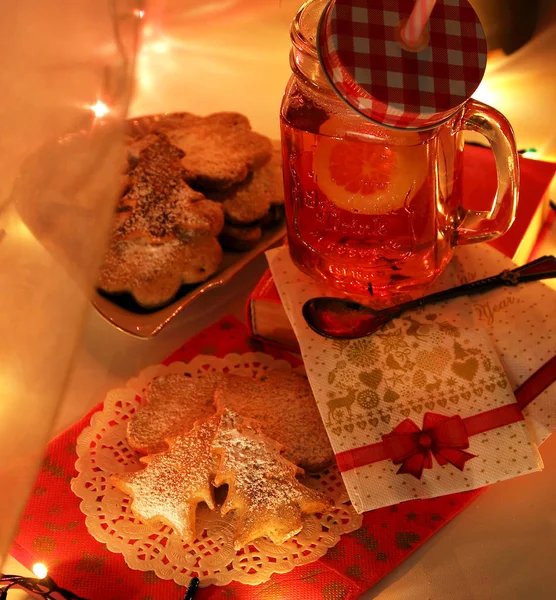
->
left=267, top=247, right=543, bottom=513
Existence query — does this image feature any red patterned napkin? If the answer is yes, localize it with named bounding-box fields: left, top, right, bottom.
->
left=10, top=316, right=479, bottom=600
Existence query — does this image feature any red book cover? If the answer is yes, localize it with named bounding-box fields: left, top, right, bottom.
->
left=246, top=269, right=300, bottom=352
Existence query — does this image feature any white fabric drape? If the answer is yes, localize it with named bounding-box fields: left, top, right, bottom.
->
left=0, top=0, right=140, bottom=561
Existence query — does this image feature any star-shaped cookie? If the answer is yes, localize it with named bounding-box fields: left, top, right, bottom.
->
left=112, top=414, right=218, bottom=544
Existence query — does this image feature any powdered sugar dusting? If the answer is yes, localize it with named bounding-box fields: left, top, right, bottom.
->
left=115, top=135, right=224, bottom=241
left=112, top=415, right=218, bottom=543
left=212, top=410, right=332, bottom=548
left=98, top=235, right=223, bottom=307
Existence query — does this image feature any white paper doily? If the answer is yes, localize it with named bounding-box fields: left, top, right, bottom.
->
left=71, top=353, right=363, bottom=587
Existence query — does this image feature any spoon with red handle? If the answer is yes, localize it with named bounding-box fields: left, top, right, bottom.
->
left=302, top=255, right=556, bottom=340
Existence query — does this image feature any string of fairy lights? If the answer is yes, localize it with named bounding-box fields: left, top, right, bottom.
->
left=0, top=567, right=199, bottom=599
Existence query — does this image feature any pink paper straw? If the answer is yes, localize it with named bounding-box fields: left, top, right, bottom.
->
left=403, top=0, right=437, bottom=47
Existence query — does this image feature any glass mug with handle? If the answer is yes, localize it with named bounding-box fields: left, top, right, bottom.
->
left=280, top=0, right=519, bottom=299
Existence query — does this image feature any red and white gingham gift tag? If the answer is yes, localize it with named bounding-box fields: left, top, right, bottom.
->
left=317, top=0, right=487, bottom=129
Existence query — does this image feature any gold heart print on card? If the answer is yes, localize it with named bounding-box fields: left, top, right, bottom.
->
left=452, top=357, right=479, bottom=381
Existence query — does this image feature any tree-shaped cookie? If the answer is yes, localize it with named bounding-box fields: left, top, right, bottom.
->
left=112, top=414, right=218, bottom=544
left=212, top=409, right=332, bottom=549
left=127, top=373, right=221, bottom=454
left=98, top=134, right=226, bottom=308
left=114, top=135, right=225, bottom=243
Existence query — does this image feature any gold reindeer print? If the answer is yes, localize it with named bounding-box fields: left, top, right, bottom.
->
left=326, top=384, right=358, bottom=425
left=403, top=315, right=433, bottom=341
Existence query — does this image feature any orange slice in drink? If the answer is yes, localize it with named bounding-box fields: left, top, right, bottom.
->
left=313, top=118, right=428, bottom=215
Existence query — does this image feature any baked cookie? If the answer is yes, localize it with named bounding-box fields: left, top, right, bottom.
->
left=212, top=409, right=332, bottom=549
left=160, top=112, right=273, bottom=189
left=213, top=372, right=334, bottom=471
left=127, top=373, right=221, bottom=454
left=112, top=414, right=218, bottom=544
left=113, top=135, right=225, bottom=243
left=206, top=145, right=284, bottom=226
left=99, top=133, right=227, bottom=307
left=125, top=133, right=162, bottom=168
left=218, top=223, right=262, bottom=252
left=100, top=112, right=284, bottom=309
left=98, top=235, right=223, bottom=308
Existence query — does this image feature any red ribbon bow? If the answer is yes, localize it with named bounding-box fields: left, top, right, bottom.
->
left=381, top=413, right=476, bottom=480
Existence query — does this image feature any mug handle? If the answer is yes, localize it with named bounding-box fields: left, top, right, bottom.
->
left=453, top=98, right=519, bottom=245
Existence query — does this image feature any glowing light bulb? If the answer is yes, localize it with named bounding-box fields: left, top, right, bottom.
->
left=32, top=563, right=48, bottom=579
left=134, top=8, right=145, bottom=18
left=89, top=100, right=110, bottom=119
left=521, top=149, right=539, bottom=159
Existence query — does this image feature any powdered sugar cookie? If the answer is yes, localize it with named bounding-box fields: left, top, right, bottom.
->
left=212, top=410, right=332, bottom=549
